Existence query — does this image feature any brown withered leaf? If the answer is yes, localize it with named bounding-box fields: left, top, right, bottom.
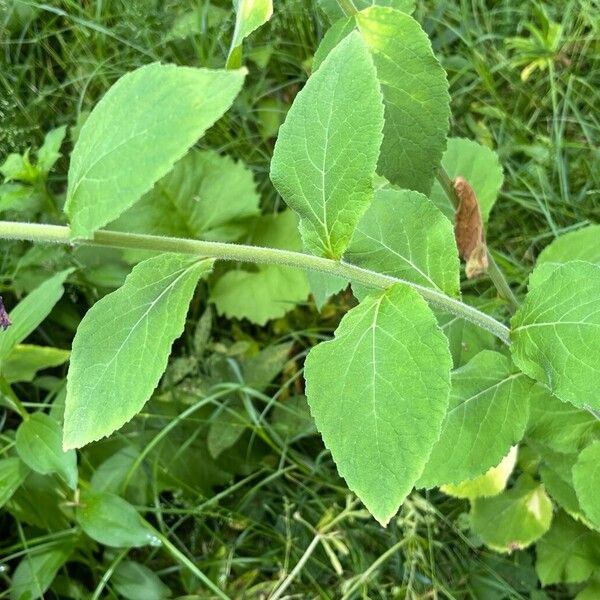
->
left=454, top=176, right=488, bottom=279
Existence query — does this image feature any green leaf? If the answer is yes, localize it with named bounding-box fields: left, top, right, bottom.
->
left=65, top=63, right=246, bottom=238
left=307, top=271, right=349, bottom=310
left=304, top=283, right=452, bottom=525
left=537, top=224, right=600, bottom=266
left=510, top=261, right=600, bottom=409
left=345, top=188, right=460, bottom=297
left=37, top=125, right=67, bottom=174
left=470, top=476, right=553, bottom=553
left=10, top=544, right=73, bottom=600
left=2, top=344, right=69, bottom=383
left=0, top=269, right=72, bottom=362
left=0, top=457, right=30, bottom=509
left=525, top=384, right=598, bottom=454
left=573, top=442, right=600, bottom=529
left=113, top=561, right=171, bottom=600
left=536, top=511, right=600, bottom=585
left=576, top=573, right=600, bottom=600
left=441, top=446, right=517, bottom=500
left=539, top=451, right=584, bottom=519
left=318, top=0, right=415, bottom=22
left=270, top=32, right=384, bottom=259
left=314, top=7, right=450, bottom=194
left=429, top=138, right=504, bottom=221
left=64, top=255, right=214, bottom=449
left=77, top=491, right=155, bottom=548
left=418, top=351, right=531, bottom=488
left=227, top=0, right=273, bottom=69
left=112, top=149, right=260, bottom=250
left=207, top=397, right=248, bottom=459
left=16, top=413, right=78, bottom=489
left=210, top=211, right=310, bottom=324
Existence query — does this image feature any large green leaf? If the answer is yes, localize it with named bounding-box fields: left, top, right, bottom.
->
left=227, top=0, right=273, bottom=68
left=418, top=351, right=531, bottom=488
left=64, top=255, right=213, bottom=449
left=314, top=7, right=450, bottom=194
left=573, top=442, right=600, bottom=529
left=536, top=511, right=600, bottom=585
left=537, top=224, right=600, bottom=266
left=16, top=413, right=78, bottom=488
left=65, top=63, right=246, bottom=238
left=10, top=544, right=73, bottom=600
left=345, top=188, right=460, bottom=297
left=0, top=269, right=71, bottom=362
left=210, top=211, right=310, bottom=324
left=112, top=149, right=260, bottom=248
left=510, top=261, right=600, bottom=409
left=318, top=0, right=415, bottom=22
left=270, top=32, right=384, bottom=259
left=77, top=491, right=154, bottom=548
left=113, top=561, right=171, bottom=600
left=0, top=457, right=30, bottom=509
left=470, top=476, right=553, bottom=553
left=304, top=283, right=452, bottom=525
left=429, top=138, right=504, bottom=221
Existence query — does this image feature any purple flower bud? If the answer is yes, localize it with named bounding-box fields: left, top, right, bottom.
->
left=0, top=296, right=11, bottom=330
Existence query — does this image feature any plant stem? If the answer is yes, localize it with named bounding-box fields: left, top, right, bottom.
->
left=0, top=220, right=511, bottom=345
left=435, top=167, right=520, bottom=310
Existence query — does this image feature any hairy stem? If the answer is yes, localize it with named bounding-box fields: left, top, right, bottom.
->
left=0, top=221, right=511, bottom=345
left=435, top=167, right=520, bottom=310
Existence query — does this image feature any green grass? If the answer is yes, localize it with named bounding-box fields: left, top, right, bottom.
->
left=1, top=0, right=598, bottom=597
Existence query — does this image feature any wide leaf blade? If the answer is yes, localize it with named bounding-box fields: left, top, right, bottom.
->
left=64, top=255, right=213, bottom=449
left=304, top=283, right=452, bottom=525
left=573, top=441, right=600, bottom=529
left=270, top=31, right=384, bottom=259
left=227, top=0, right=273, bottom=68
left=65, top=63, right=246, bottom=238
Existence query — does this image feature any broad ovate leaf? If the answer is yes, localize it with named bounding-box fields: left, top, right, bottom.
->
left=573, top=442, right=600, bottom=529
left=16, top=413, right=78, bottom=488
left=210, top=211, right=310, bottom=324
left=65, top=63, right=246, bottom=238
left=227, top=0, right=273, bottom=68
left=314, top=7, right=450, bottom=194
left=77, top=491, right=154, bottom=548
left=304, top=283, right=452, bottom=525
left=113, top=149, right=260, bottom=247
left=537, top=224, right=600, bottom=266
left=429, top=138, right=504, bottom=221
left=418, top=351, right=531, bottom=488
left=536, top=511, right=600, bottom=585
left=64, top=255, right=213, bottom=449
left=270, top=32, right=384, bottom=259
left=113, top=560, right=171, bottom=600
left=510, top=261, right=600, bottom=409
left=345, top=188, right=460, bottom=297
left=470, top=476, right=553, bottom=553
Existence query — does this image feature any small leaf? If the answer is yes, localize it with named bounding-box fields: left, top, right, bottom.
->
left=536, top=511, right=600, bottom=585
left=307, top=271, right=349, bottom=310
left=2, top=344, right=69, bottom=383
left=304, top=283, right=452, bottom=525
left=10, top=544, right=73, bottom=600
left=271, top=32, right=384, bottom=259
left=510, top=261, right=600, bottom=409
left=441, top=446, right=517, bottom=500
left=573, top=441, right=600, bottom=529
left=113, top=561, right=171, bottom=600
left=210, top=211, right=310, bottom=324
left=454, top=176, right=488, bottom=278
left=537, top=224, right=600, bottom=266
left=227, top=0, right=273, bottom=69
left=471, top=476, right=553, bottom=553
left=112, top=149, right=260, bottom=249
left=65, top=63, right=246, bottom=238
left=16, top=413, right=78, bottom=489
left=36, top=125, right=67, bottom=174
left=318, top=0, right=415, bottom=22
left=314, top=7, right=450, bottom=195
left=429, top=137, right=504, bottom=221
left=77, top=491, right=155, bottom=548
left=345, top=188, right=460, bottom=297
left=418, top=351, right=531, bottom=488
left=0, top=457, right=30, bottom=509
left=64, top=255, right=214, bottom=449
left=0, top=269, right=71, bottom=361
